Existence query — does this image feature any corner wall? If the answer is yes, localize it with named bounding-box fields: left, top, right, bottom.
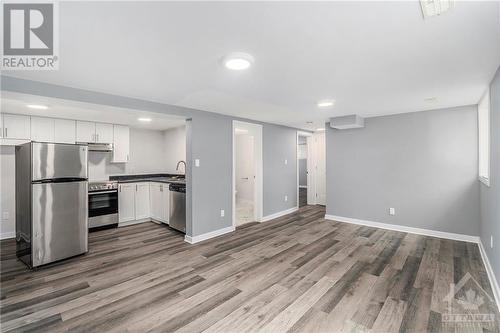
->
left=326, top=105, right=480, bottom=236
left=480, top=67, right=500, bottom=282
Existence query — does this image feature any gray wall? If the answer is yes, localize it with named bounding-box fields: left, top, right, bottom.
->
left=1, top=75, right=301, bottom=238
left=163, top=125, right=186, bottom=174
left=263, top=124, right=298, bottom=215
left=326, top=105, right=480, bottom=236
left=480, top=67, right=500, bottom=281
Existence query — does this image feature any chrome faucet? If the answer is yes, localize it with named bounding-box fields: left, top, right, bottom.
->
left=176, top=160, right=186, bottom=172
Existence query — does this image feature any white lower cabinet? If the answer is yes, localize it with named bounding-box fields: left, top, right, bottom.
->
left=118, top=184, right=136, bottom=223
left=150, top=182, right=169, bottom=223
left=119, top=182, right=170, bottom=225
left=135, top=183, right=150, bottom=220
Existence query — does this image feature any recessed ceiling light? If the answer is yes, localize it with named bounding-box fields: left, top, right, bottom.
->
left=316, top=128, right=325, bottom=132
left=138, top=117, right=152, bottom=122
left=222, top=52, right=254, bottom=70
left=27, top=104, right=48, bottom=110
left=317, top=99, right=335, bottom=108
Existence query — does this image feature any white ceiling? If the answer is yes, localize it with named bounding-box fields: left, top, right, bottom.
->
left=0, top=92, right=186, bottom=131
left=3, top=1, right=500, bottom=130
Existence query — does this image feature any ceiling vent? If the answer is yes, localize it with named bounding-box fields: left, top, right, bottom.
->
left=420, top=0, right=454, bottom=18
left=330, top=115, right=364, bottom=130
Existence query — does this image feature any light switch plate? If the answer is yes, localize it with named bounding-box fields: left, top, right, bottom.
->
left=195, top=159, right=200, bottom=167
left=284, top=159, right=288, bottom=165
left=389, top=207, right=395, bottom=216
left=220, top=209, right=225, bottom=217
left=285, top=195, right=288, bottom=202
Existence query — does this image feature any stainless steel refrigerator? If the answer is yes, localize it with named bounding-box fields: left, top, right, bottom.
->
left=16, top=142, right=89, bottom=268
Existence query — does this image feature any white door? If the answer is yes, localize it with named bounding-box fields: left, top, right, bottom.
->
left=135, top=183, right=150, bottom=220
left=150, top=183, right=162, bottom=221
left=315, top=132, right=326, bottom=205
left=54, top=119, right=76, bottom=144
left=118, top=184, right=136, bottom=223
left=31, top=117, right=55, bottom=143
left=95, top=123, right=113, bottom=144
left=76, top=121, right=96, bottom=143
left=3, top=114, right=31, bottom=139
left=112, top=125, right=130, bottom=163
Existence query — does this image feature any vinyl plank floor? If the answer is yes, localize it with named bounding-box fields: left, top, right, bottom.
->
left=1, top=206, right=498, bottom=333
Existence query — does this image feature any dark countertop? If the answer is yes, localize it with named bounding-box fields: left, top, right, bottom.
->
left=110, top=174, right=186, bottom=186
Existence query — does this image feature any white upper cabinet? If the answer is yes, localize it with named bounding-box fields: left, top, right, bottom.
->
left=76, top=121, right=96, bottom=143
left=112, top=124, right=130, bottom=163
left=95, top=123, right=113, bottom=144
left=3, top=114, right=31, bottom=140
left=54, top=119, right=76, bottom=144
left=31, top=116, right=55, bottom=143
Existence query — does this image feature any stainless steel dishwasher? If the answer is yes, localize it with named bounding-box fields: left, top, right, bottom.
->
left=169, top=183, right=186, bottom=233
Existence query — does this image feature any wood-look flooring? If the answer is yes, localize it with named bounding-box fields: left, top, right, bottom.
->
left=0, top=205, right=498, bottom=332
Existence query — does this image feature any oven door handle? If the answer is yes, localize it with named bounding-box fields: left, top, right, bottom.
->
left=89, top=190, right=118, bottom=195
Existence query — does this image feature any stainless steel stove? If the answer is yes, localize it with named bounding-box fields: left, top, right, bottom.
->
left=88, top=181, right=118, bottom=229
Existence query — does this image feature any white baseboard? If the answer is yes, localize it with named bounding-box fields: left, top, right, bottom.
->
left=478, top=240, right=500, bottom=311
left=0, top=231, right=15, bottom=240
left=324, top=214, right=480, bottom=243
left=261, top=207, right=299, bottom=222
left=185, top=226, right=235, bottom=244
left=299, top=185, right=307, bottom=189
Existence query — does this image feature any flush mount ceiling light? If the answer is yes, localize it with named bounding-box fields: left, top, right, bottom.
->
left=27, top=104, right=48, bottom=110
left=235, top=128, right=249, bottom=135
left=316, top=128, right=325, bottom=132
left=420, top=0, right=454, bottom=18
left=222, top=52, right=254, bottom=71
left=138, top=117, right=152, bottom=122
left=317, top=99, right=335, bottom=108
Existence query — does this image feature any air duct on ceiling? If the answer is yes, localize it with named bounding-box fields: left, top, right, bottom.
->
left=330, top=115, right=364, bottom=130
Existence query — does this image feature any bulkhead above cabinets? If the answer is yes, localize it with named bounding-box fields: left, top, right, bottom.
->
left=0, top=113, right=130, bottom=163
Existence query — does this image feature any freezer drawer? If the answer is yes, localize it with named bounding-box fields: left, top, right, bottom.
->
left=31, top=181, right=88, bottom=267
left=32, top=142, right=88, bottom=181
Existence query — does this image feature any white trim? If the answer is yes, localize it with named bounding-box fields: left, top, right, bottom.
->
left=478, top=240, right=500, bottom=311
left=261, top=207, right=298, bottom=222
left=184, top=226, right=235, bottom=244
left=479, top=176, right=490, bottom=187
left=0, top=232, right=15, bottom=240
left=324, top=214, right=480, bottom=243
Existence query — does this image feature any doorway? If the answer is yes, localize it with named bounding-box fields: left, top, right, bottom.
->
left=297, top=131, right=313, bottom=207
left=232, top=121, right=263, bottom=227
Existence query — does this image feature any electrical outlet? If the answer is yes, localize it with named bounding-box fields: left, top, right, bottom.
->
left=389, top=207, right=395, bottom=216
left=491, top=235, right=494, bottom=249
left=285, top=195, right=288, bottom=202
left=220, top=209, right=225, bottom=217
left=284, top=159, right=288, bottom=165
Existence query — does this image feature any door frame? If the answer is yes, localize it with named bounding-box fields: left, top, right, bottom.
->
left=232, top=120, right=263, bottom=227
left=296, top=131, right=313, bottom=207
